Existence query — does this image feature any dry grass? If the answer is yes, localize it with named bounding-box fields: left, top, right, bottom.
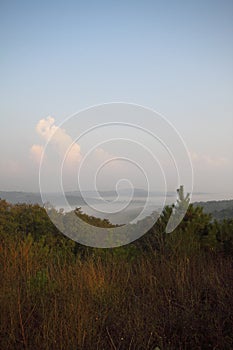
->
left=1, top=235, right=233, bottom=350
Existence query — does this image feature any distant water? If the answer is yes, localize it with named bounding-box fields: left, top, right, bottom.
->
left=55, top=192, right=233, bottom=225
left=1, top=190, right=232, bottom=225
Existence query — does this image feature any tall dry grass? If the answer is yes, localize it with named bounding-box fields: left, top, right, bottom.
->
left=1, top=234, right=233, bottom=349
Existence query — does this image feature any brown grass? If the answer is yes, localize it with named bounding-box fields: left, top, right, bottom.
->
left=1, top=235, right=233, bottom=350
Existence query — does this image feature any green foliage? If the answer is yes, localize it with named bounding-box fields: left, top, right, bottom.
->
left=74, top=207, right=116, bottom=228
left=0, top=197, right=233, bottom=349
left=0, top=194, right=232, bottom=258
left=215, top=219, right=233, bottom=255
left=138, top=188, right=220, bottom=255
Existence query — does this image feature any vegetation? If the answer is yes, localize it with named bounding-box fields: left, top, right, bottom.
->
left=194, top=199, right=233, bottom=220
left=0, top=192, right=233, bottom=349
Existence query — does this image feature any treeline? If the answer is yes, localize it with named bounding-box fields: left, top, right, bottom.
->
left=194, top=199, right=233, bottom=221
left=0, top=198, right=232, bottom=256
left=0, top=198, right=233, bottom=349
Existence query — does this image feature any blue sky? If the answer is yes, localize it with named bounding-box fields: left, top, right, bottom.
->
left=0, top=0, right=232, bottom=195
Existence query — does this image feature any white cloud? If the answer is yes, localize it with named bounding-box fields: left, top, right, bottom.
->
left=30, top=144, right=44, bottom=164
left=36, top=116, right=57, bottom=140
left=33, top=116, right=82, bottom=166
left=190, top=151, right=229, bottom=167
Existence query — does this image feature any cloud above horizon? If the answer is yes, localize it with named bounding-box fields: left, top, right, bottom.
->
left=190, top=151, right=229, bottom=167
left=26, top=116, right=233, bottom=194
left=30, top=116, right=82, bottom=167
left=30, top=144, right=44, bottom=164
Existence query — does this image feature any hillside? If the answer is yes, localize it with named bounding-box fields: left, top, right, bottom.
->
left=194, top=200, right=233, bottom=220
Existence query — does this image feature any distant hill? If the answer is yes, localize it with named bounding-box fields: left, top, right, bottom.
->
left=0, top=191, right=95, bottom=207
left=0, top=191, right=43, bottom=205
left=1, top=191, right=232, bottom=221
left=0, top=189, right=174, bottom=206
left=193, top=200, right=233, bottom=220
left=66, top=188, right=176, bottom=198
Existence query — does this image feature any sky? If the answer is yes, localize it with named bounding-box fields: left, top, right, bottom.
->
left=0, top=0, right=233, bottom=196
